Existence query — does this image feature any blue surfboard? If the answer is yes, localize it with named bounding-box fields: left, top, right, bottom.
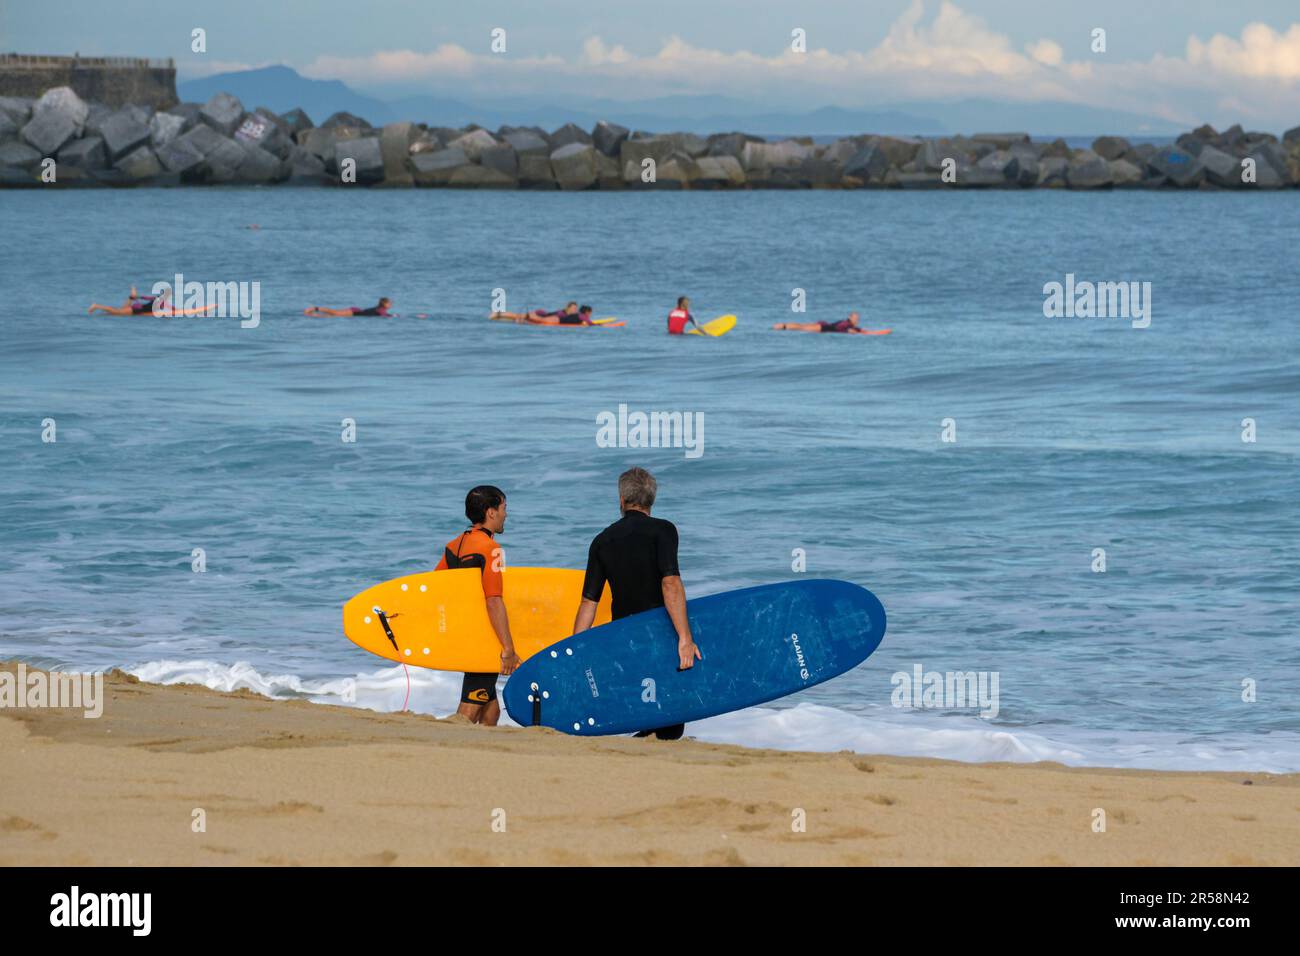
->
left=502, top=579, right=886, bottom=735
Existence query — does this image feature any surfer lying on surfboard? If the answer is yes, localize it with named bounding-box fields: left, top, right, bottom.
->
left=490, top=302, right=597, bottom=325
left=87, top=286, right=217, bottom=317
left=304, top=297, right=393, bottom=317
left=773, top=312, right=891, bottom=335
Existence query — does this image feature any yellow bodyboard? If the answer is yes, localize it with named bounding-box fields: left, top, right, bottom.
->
left=343, top=567, right=612, bottom=673
left=687, top=314, right=737, bottom=337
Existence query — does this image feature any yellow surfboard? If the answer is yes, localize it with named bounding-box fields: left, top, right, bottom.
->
left=343, top=568, right=612, bottom=673
left=687, top=314, right=737, bottom=337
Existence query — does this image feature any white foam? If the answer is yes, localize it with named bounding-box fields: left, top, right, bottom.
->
left=124, top=660, right=1300, bottom=773
left=127, top=658, right=469, bottom=718
left=692, top=702, right=1300, bottom=773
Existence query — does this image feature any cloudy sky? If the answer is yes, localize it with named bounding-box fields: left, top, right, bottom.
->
left=6, top=0, right=1300, bottom=127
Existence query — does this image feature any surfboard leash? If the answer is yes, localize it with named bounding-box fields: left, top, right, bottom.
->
left=371, top=606, right=410, bottom=712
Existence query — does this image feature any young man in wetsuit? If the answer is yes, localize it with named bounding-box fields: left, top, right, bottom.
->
left=435, top=485, right=520, bottom=725
left=667, top=296, right=700, bottom=335
left=304, top=297, right=393, bottom=317
left=571, top=467, right=701, bottom=740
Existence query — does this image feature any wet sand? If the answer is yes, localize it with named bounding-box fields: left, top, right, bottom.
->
left=1, top=663, right=1296, bottom=865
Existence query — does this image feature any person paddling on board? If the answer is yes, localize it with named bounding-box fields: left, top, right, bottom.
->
left=571, top=467, right=701, bottom=741
left=667, top=296, right=700, bottom=335
left=88, top=286, right=219, bottom=317
left=88, top=285, right=171, bottom=316
left=435, top=485, right=520, bottom=726
left=88, top=285, right=166, bottom=316
left=491, top=302, right=595, bottom=325
left=773, top=311, right=887, bottom=335
left=532, top=304, right=595, bottom=326
left=304, top=297, right=394, bottom=317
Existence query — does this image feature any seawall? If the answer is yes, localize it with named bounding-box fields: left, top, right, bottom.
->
left=1, top=79, right=1298, bottom=191
left=0, top=54, right=177, bottom=110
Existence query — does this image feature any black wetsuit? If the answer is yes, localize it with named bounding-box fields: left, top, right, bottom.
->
left=540, top=309, right=584, bottom=325
left=581, top=509, right=687, bottom=740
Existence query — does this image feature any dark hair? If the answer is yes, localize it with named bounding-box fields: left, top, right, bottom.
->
left=465, top=485, right=505, bottom=524
left=579, top=304, right=592, bottom=314
left=677, top=296, right=688, bottom=307
left=565, top=301, right=578, bottom=309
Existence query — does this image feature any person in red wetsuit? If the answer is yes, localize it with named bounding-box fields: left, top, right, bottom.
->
left=667, top=296, right=700, bottom=335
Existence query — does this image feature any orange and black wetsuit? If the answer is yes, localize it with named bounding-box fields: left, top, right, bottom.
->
left=435, top=526, right=505, bottom=704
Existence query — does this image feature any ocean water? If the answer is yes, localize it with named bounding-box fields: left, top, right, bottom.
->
left=2, top=187, right=1298, bottom=772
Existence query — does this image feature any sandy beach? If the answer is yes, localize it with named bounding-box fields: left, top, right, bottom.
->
left=1, top=663, right=1295, bottom=866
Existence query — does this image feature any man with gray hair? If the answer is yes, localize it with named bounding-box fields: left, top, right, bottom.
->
left=573, top=466, right=701, bottom=740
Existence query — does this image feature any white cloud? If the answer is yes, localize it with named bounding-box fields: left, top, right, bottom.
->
left=292, top=2, right=1300, bottom=129
left=868, top=0, right=1035, bottom=76
left=305, top=44, right=565, bottom=84
left=583, top=37, right=631, bottom=66
left=1027, top=40, right=1064, bottom=68
left=300, top=1, right=1064, bottom=101
left=1186, top=22, right=1300, bottom=80
left=177, top=59, right=270, bottom=79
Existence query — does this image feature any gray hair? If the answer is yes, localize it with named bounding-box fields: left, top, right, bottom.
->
left=618, top=467, right=657, bottom=510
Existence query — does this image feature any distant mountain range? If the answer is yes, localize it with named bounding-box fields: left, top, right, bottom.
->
left=178, top=65, right=1187, bottom=138
left=180, top=67, right=397, bottom=125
